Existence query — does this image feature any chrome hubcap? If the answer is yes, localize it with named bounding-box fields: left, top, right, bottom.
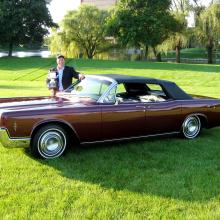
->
left=183, top=116, right=201, bottom=138
left=38, top=129, right=66, bottom=158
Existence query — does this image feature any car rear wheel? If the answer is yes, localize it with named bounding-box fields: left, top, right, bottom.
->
left=31, top=124, right=68, bottom=159
left=182, top=115, right=201, bottom=139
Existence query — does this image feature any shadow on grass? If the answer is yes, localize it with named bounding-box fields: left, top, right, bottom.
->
left=0, top=85, right=40, bottom=90
left=33, top=128, right=220, bottom=202
left=0, top=57, right=54, bottom=71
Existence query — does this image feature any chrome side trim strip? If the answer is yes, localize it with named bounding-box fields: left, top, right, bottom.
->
left=0, top=128, right=30, bottom=148
left=81, top=131, right=180, bottom=145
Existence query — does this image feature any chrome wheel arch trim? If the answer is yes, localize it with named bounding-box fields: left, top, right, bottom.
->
left=31, top=119, right=80, bottom=141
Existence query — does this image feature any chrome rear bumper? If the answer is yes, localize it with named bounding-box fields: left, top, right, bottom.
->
left=0, top=128, right=30, bottom=148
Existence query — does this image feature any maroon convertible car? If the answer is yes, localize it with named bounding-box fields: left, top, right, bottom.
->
left=0, top=74, right=220, bottom=159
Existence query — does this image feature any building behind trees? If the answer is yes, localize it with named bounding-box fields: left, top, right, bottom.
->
left=81, top=0, right=117, bottom=9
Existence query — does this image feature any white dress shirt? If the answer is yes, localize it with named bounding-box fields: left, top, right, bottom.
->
left=57, top=67, right=64, bottom=91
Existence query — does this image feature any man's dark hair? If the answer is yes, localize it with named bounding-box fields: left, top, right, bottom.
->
left=57, top=54, right=65, bottom=59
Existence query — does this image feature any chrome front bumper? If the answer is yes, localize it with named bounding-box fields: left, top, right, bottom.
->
left=0, top=128, right=30, bottom=148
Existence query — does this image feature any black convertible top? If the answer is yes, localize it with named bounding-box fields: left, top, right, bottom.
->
left=99, top=74, right=192, bottom=100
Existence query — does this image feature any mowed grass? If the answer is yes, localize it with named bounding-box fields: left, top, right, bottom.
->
left=1, top=57, right=220, bottom=219
left=162, top=48, right=220, bottom=59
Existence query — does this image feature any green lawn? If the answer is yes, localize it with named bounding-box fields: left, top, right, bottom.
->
left=1, top=57, right=220, bottom=219
left=162, top=48, right=220, bottom=61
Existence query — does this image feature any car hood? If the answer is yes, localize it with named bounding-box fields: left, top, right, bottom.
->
left=0, top=95, right=96, bottom=111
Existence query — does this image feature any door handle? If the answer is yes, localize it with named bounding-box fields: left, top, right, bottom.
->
left=208, top=105, right=216, bottom=109
left=136, top=106, right=145, bottom=109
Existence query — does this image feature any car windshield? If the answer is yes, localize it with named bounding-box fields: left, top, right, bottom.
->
left=61, top=77, right=112, bottom=101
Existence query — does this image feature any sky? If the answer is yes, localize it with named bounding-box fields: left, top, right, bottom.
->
left=48, top=0, right=212, bottom=23
left=48, top=0, right=81, bottom=23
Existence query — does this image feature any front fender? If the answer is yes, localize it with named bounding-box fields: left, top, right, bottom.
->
left=30, top=119, right=80, bottom=141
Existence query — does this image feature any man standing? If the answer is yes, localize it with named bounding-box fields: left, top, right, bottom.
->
left=47, top=55, right=85, bottom=95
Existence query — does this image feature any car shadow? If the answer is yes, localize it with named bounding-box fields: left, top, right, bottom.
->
left=32, top=128, right=220, bottom=202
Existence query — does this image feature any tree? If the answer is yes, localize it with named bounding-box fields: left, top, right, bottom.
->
left=156, top=0, right=189, bottom=63
left=195, top=2, right=220, bottom=63
left=149, top=11, right=182, bottom=61
left=107, top=0, right=180, bottom=60
left=50, top=5, right=111, bottom=59
left=0, top=0, right=55, bottom=56
left=171, top=0, right=190, bottom=14
left=48, top=28, right=80, bottom=58
left=159, top=13, right=187, bottom=63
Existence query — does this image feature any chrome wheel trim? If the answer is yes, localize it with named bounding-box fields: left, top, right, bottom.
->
left=37, top=128, right=66, bottom=158
left=182, top=116, right=201, bottom=139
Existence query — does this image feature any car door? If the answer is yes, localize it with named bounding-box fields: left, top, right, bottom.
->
left=69, top=104, right=102, bottom=142
left=145, top=100, right=182, bottom=135
left=101, top=86, right=146, bottom=140
left=101, top=102, right=146, bottom=140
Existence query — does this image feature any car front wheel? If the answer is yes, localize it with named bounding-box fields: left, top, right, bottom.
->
left=182, top=115, right=201, bottom=139
left=31, top=124, right=68, bottom=159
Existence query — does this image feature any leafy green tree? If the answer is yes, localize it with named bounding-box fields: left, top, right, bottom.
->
left=195, top=2, right=220, bottom=64
left=0, top=0, right=55, bottom=56
left=159, top=13, right=187, bottom=63
left=161, top=0, right=189, bottom=63
left=48, top=28, right=80, bottom=58
left=107, top=0, right=180, bottom=60
left=149, top=12, right=182, bottom=61
left=50, top=5, right=111, bottom=59
left=171, top=0, right=191, bottom=14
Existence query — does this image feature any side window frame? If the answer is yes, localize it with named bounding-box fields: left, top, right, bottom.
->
left=98, top=80, right=118, bottom=104
left=103, top=85, right=117, bottom=104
